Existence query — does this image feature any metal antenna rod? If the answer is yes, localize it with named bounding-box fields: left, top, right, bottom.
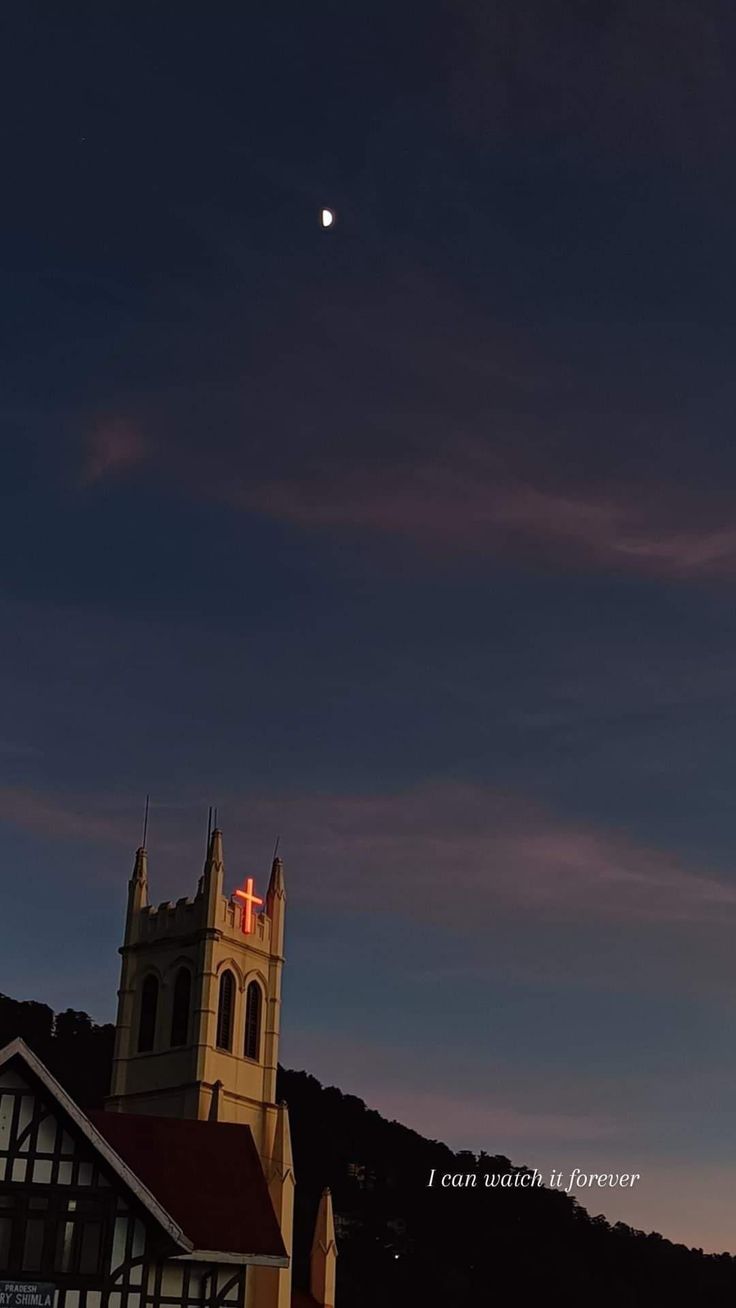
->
left=142, top=794, right=150, bottom=849
left=206, top=805, right=212, bottom=849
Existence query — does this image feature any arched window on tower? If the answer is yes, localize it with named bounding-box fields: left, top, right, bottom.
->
left=170, top=966, right=192, bottom=1047
left=138, top=975, right=158, bottom=1052
left=244, top=980, right=262, bottom=1061
left=216, top=970, right=235, bottom=1051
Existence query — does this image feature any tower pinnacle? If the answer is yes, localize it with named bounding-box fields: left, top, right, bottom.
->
left=201, top=827, right=224, bottom=917
left=267, top=856, right=285, bottom=904
left=127, top=845, right=148, bottom=918
left=310, top=1188, right=337, bottom=1308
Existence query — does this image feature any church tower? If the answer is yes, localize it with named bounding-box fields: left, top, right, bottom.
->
left=106, top=825, right=334, bottom=1308
left=107, top=828, right=286, bottom=1165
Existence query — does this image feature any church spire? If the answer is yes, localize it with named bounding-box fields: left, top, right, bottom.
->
left=266, top=854, right=285, bottom=906
left=268, top=1100, right=294, bottom=1187
left=310, top=1188, right=337, bottom=1308
left=206, top=826, right=224, bottom=871
left=265, top=1101, right=295, bottom=1308
left=201, top=826, right=225, bottom=922
left=266, top=855, right=286, bottom=956
left=126, top=845, right=148, bottom=923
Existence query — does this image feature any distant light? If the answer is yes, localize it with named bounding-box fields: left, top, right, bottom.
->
left=321, top=208, right=335, bottom=228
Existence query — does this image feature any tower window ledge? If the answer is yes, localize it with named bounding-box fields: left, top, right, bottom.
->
left=214, top=1045, right=254, bottom=1060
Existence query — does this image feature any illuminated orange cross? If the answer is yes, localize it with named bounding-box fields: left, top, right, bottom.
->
left=233, top=876, right=263, bottom=934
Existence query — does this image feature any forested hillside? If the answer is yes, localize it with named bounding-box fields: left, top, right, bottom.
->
left=2, top=993, right=734, bottom=1305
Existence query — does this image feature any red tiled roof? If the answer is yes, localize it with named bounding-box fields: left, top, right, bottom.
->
left=89, top=1110, right=286, bottom=1262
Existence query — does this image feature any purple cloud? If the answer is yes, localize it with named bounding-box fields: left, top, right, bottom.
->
left=83, top=419, right=147, bottom=485
left=3, top=780, right=735, bottom=927
left=232, top=458, right=736, bottom=579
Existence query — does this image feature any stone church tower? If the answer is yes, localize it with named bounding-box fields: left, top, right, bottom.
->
left=105, top=828, right=334, bottom=1308
left=107, top=828, right=285, bottom=1155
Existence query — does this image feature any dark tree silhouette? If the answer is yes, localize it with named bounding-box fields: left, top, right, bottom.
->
left=2, top=993, right=735, bottom=1306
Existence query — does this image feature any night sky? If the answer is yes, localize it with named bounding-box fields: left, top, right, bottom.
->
left=6, top=0, right=736, bottom=1251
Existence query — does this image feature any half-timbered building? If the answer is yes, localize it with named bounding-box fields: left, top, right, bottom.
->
left=0, top=830, right=336, bottom=1308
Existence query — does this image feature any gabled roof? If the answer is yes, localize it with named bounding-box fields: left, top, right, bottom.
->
left=0, top=1039, right=287, bottom=1268
left=0, top=1039, right=192, bottom=1253
left=90, top=1111, right=287, bottom=1265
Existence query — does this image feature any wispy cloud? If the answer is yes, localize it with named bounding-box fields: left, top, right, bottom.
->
left=2, top=780, right=735, bottom=929
left=0, top=787, right=137, bottom=846
left=87, top=307, right=736, bottom=580
left=73, top=236, right=736, bottom=583
left=233, top=456, right=736, bottom=579
left=82, top=419, right=147, bottom=485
